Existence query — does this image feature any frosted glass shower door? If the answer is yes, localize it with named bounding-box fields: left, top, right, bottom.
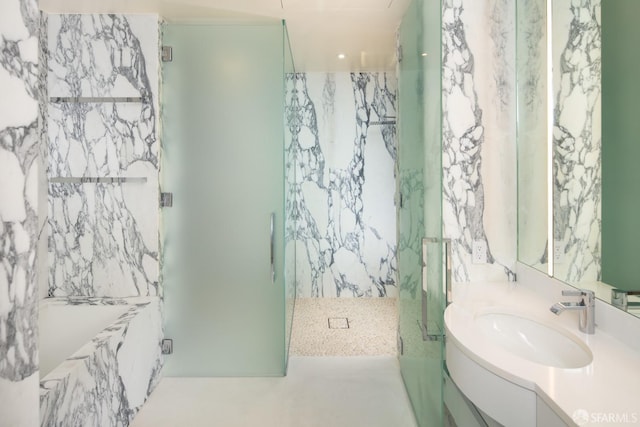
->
left=397, top=0, right=445, bottom=425
left=162, top=23, right=286, bottom=376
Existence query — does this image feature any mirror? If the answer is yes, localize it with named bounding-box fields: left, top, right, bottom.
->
left=551, top=0, right=601, bottom=286
left=516, top=0, right=549, bottom=275
left=518, top=0, right=640, bottom=318
left=597, top=0, right=640, bottom=315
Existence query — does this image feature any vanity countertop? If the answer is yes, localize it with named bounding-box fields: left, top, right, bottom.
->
left=445, top=281, right=640, bottom=426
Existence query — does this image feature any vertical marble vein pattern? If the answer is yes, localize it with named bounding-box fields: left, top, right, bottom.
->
left=286, top=72, right=398, bottom=297
left=552, top=0, right=601, bottom=284
left=442, top=0, right=517, bottom=283
left=40, top=298, right=163, bottom=427
left=0, top=0, right=40, bottom=424
left=38, top=12, right=50, bottom=301
left=46, top=14, right=160, bottom=297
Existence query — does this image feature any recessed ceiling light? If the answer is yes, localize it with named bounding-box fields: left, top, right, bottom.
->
left=338, top=53, right=346, bottom=59
left=421, top=53, right=428, bottom=57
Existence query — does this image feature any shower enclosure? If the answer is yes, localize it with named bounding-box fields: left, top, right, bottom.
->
left=161, top=21, right=296, bottom=376
left=397, top=0, right=446, bottom=425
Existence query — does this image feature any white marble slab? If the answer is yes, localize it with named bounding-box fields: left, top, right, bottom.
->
left=552, top=0, right=602, bottom=284
left=286, top=72, right=398, bottom=297
left=442, top=0, right=517, bottom=284
left=44, top=14, right=160, bottom=298
left=0, top=0, right=41, bottom=424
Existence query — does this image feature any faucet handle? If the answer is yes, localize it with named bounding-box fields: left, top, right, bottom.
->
left=562, top=288, right=595, bottom=302
left=562, top=288, right=594, bottom=296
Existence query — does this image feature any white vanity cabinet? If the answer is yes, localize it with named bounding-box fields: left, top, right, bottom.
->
left=445, top=281, right=640, bottom=427
left=537, top=396, right=569, bottom=427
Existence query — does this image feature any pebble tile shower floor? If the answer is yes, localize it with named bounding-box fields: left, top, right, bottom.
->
left=289, top=298, right=398, bottom=357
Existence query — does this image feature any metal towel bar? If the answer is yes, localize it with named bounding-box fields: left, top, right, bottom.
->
left=270, top=213, right=276, bottom=284
left=49, top=177, right=147, bottom=184
left=50, top=96, right=148, bottom=104
left=420, top=237, right=452, bottom=341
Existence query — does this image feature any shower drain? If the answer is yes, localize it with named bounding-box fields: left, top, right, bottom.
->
left=328, top=317, right=350, bottom=329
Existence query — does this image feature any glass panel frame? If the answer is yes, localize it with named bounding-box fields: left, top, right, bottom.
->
left=283, top=20, right=297, bottom=372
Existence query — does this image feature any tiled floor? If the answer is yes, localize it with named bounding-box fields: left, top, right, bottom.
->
left=289, top=298, right=397, bottom=356
left=131, top=356, right=418, bottom=427
left=132, top=298, right=409, bottom=426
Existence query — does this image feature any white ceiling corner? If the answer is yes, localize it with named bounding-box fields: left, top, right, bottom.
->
left=39, top=0, right=410, bottom=72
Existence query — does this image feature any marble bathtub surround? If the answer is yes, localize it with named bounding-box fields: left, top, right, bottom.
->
left=45, top=14, right=161, bottom=298
left=40, top=297, right=163, bottom=427
left=286, top=72, right=398, bottom=298
left=552, top=0, right=601, bottom=284
left=442, top=0, right=517, bottom=284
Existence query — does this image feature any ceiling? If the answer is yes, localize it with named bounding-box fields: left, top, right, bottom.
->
left=39, top=0, right=411, bottom=71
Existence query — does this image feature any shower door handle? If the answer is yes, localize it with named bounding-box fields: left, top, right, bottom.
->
left=420, top=237, right=452, bottom=341
left=270, top=212, right=275, bottom=283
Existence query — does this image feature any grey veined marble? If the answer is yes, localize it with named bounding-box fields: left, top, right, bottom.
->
left=45, top=14, right=160, bottom=297
left=552, top=0, right=602, bottom=284
left=39, top=297, right=163, bottom=427
left=286, top=72, right=398, bottom=297
left=442, top=0, right=517, bottom=283
left=0, top=0, right=40, bottom=382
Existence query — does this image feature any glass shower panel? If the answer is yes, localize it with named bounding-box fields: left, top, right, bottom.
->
left=283, top=21, right=297, bottom=370
left=397, top=0, right=444, bottom=425
left=162, top=23, right=286, bottom=376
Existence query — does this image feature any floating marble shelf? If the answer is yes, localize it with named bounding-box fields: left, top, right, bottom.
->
left=49, top=177, right=148, bottom=184
left=49, top=96, right=148, bottom=104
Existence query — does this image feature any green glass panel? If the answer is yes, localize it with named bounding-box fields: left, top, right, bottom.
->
left=397, top=0, right=444, bottom=425
left=601, top=0, right=640, bottom=293
left=162, top=23, right=285, bottom=376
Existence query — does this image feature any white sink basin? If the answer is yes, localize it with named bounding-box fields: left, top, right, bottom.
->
left=475, top=310, right=593, bottom=369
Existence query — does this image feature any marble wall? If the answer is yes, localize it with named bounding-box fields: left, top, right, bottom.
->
left=0, top=0, right=41, bottom=425
left=286, top=72, right=398, bottom=297
left=45, top=14, right=160, bottom=297
left=552, top=0, right=601, bottom=284
left=442, top=0, right=517, bottom=283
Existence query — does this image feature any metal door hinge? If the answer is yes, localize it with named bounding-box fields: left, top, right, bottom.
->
left=161, top=339, right=173, bottom=355
left=160, top=192, right=173, bottom=208
left=397, top=45, right=403, bottom=63
left=161, top=46, right=173, bottom=62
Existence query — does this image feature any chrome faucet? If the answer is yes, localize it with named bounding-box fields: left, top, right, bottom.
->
left=611, top=289, right=640, bottom=312
left=550, top=289, right=595, bottom=334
